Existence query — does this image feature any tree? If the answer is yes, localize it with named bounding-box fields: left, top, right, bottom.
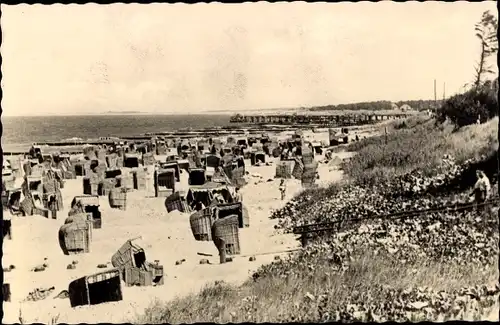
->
left=473, top=10, right=498, bottom=89
left=436, top=12, right=498, bottom=127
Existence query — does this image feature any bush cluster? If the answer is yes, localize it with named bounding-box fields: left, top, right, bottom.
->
left=437, top=84, right=498, bottom=127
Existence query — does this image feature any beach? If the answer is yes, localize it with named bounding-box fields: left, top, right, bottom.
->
left=2, top=128, right=365, bottom=324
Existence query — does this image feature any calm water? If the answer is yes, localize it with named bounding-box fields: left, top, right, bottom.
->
left=2, top=115, right=230, bottom=151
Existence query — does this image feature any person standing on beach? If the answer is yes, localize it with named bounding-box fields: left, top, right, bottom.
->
left=279, top=179, right=287, bottom=201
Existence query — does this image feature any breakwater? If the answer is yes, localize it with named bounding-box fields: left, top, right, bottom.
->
left=3, top=125, right=313, bottom=155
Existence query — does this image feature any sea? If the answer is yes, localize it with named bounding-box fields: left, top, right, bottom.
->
left=2, top=114, right=230, bottom=152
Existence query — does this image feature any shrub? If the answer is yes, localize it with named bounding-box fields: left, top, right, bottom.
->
left=437, top=86, right=497, bottom=127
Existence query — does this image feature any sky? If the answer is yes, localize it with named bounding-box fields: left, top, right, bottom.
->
left=1, top=1, right=498, bottom=116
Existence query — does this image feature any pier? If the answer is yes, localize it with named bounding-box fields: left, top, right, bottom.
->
left=229, top=112, right=412, bottom=126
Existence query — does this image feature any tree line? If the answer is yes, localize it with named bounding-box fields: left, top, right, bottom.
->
left=308, top=99, right=441, bottom=112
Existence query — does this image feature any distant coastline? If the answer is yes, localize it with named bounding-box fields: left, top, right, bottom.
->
left=103, top=110, right=143, bottom=114
left=2, top=108, right=304, bottom=118
left=3, top=99, right=426, bottom=117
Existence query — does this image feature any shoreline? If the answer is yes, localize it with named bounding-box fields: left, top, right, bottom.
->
left=2, top=122, right=383, bottom=154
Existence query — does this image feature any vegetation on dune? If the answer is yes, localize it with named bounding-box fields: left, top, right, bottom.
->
left=437, top=83, right=498, bottom=127
left=343, top=116, right=498, bottom=187
left=137, top=249, right=498, bottom=323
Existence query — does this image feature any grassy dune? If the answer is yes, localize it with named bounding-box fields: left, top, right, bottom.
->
left=344, top=116, right=498, bottom=186
left=135, top=117, right=499, bottom=323
left=136, top=251, right=497, bottom=323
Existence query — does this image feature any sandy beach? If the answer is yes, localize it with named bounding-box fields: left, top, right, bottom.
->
left=2, top=129, right=358, bottom=324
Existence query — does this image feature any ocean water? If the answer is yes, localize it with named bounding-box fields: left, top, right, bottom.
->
left=2, top=114, right=230, bottom=151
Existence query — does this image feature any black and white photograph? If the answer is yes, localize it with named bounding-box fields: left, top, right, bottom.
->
left=1, top=1, right=499, bottom=323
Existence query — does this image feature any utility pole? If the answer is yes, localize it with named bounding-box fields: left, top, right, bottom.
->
left=443, top=82, right=446, bottom=101
left=383, top=126, right=388, bottom=162
left=434, top=79, right=437, bottom=114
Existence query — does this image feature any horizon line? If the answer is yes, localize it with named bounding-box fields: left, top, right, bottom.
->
left=1, top=97, right=439, bottom=117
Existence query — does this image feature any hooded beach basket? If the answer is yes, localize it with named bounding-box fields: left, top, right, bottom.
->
left=142, top=152, right=155, bottom=166
left=20, top=197, right=35, bottom=216
left=275, top=161, right=293, bottom=179
left=165, top=191, right=190, bottom=213
left=212, top=215, right=241, bottom=255
left=98, top=178, right=116, bottom=196
left=189, top=168, right=206, bottom=186
left=189, top=207, right=214, bottom=241
left=68, top=269, right=123, bottom=308
left=58, top=217, right=92, bottom=255
left=83, top=174, right=99, bottom=196
left=109, top=187, right=127, bottom=210
left=301, top=161, right=319, bottom=187
left=155, top=169, right=176, bottom=197
left=133, top=169, right=148, bottom=191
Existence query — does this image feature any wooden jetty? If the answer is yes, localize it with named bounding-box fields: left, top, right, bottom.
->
left=229, top=112, right=412, bottom=126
